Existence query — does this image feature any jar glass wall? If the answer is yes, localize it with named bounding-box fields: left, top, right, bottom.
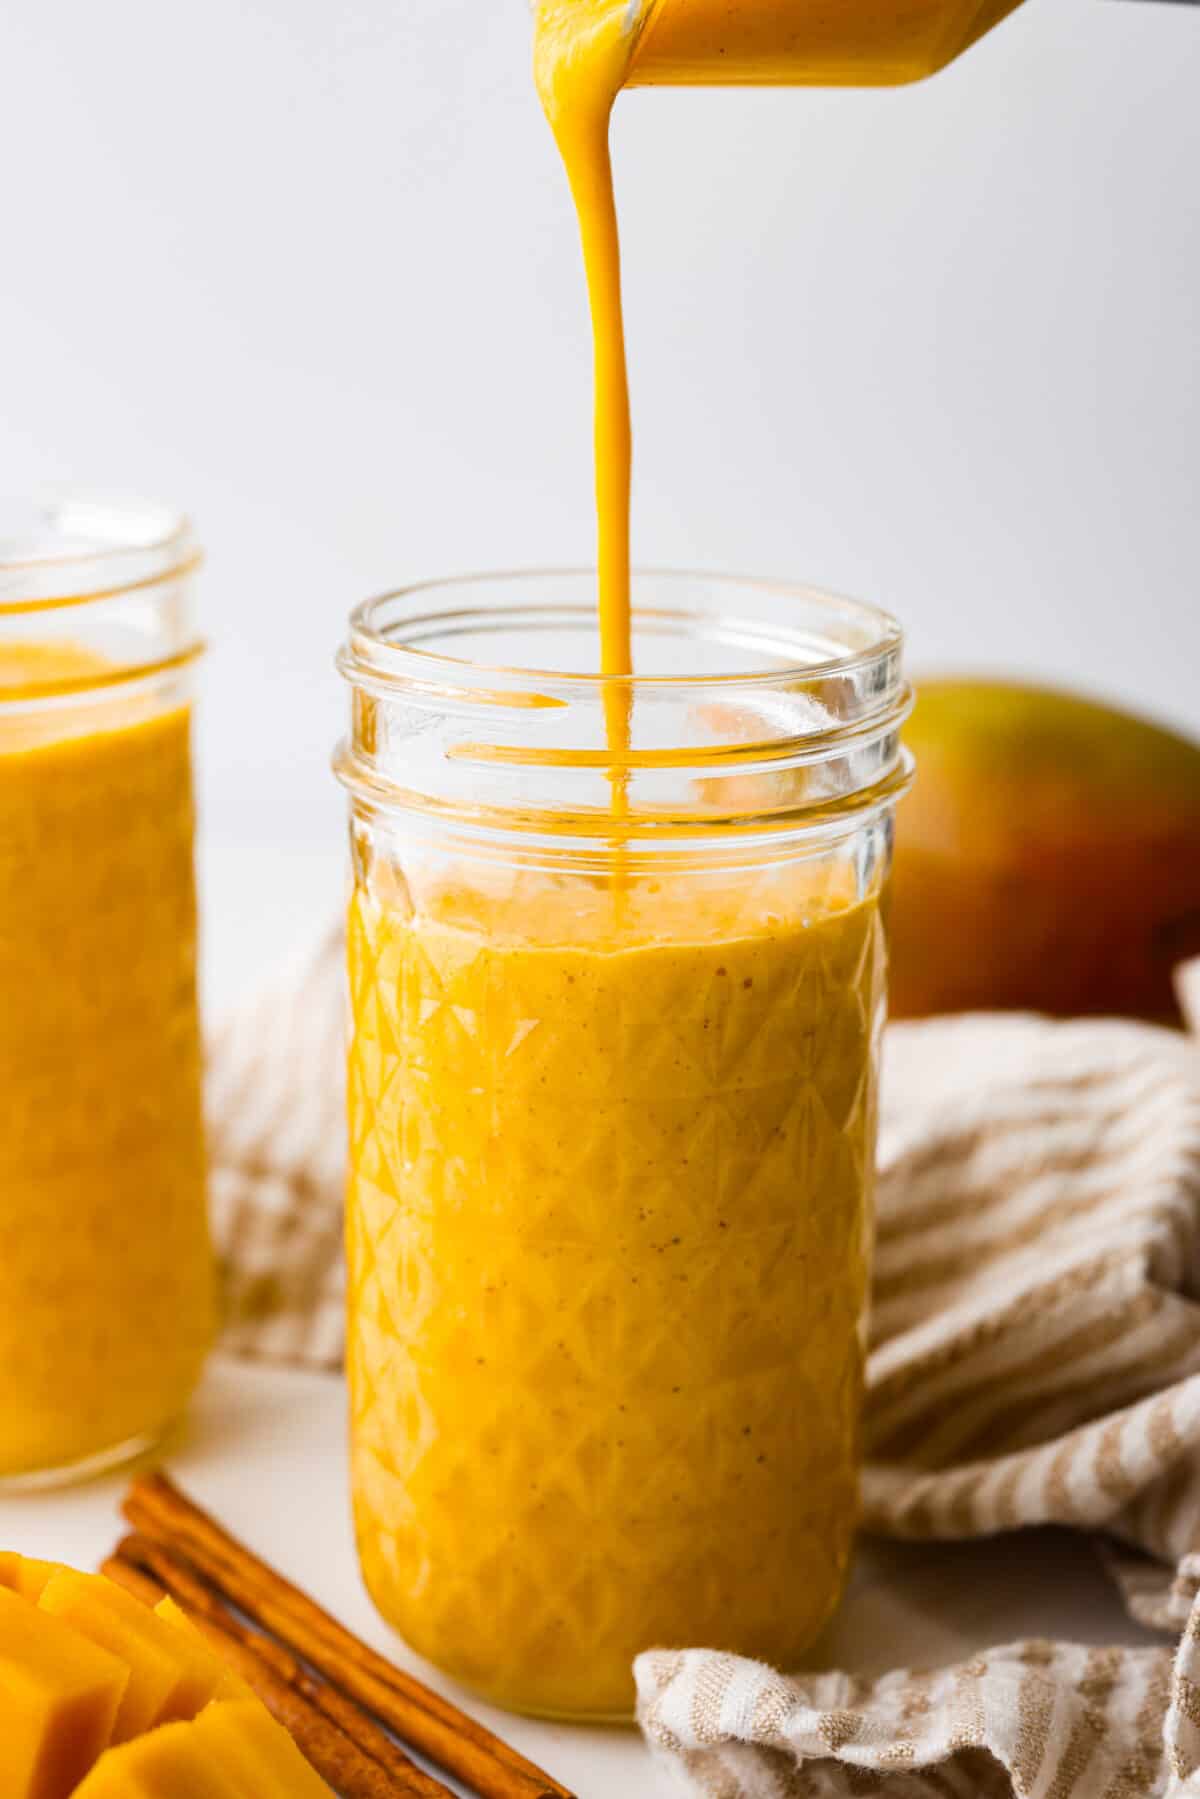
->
left=335, top=571, right=912, bottom=1719
left=0, top=495, right=215, bottom=1486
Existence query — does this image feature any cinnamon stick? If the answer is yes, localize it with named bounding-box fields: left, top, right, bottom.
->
left=113, top=1532, right=449, bottom=1799
left=106, top=1540, right=450, bottom=1799
left=123, top=1472, right=574, bottom=1799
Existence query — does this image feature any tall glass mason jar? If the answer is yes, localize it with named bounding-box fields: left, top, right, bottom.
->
left=336, top=572, right=912, bottom=1719
left=0, top=495, right=214, bottom=1485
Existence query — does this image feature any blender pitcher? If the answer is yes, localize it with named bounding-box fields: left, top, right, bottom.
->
left=618, top=0, right=1026, bottom=87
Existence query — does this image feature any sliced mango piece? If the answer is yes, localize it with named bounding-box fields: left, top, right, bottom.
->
left=39, top=1571, right=219, bottom=1741
left=153, top=1594, right=254, bottom=1702
left=0, top=1584, right=128, bottom=1799
left=71, top=1719, right=250, bottom=1798
left=0, top=1553, right=66, bottom=1602
left=191, top=1698, right=335, bottom=1796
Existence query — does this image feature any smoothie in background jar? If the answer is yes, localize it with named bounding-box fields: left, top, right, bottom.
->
left=0, top=499, right=213, bottom=1484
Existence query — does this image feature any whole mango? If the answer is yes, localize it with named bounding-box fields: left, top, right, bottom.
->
left=889, top=681, right=1200, bottom=1022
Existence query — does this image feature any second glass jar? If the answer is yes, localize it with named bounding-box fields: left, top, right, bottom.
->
left=335, top=571, right=912, bottom=1718
left=0, top=495, right=213, bottom=1485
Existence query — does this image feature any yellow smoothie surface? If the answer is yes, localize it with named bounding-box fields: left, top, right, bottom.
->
left=347, top=864, right=884, bottom=1717
left=0, top=642, right=213, bottom=1478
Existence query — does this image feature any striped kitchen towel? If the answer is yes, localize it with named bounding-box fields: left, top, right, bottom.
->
left=863, top=1007, right=1200, bottom=1633
left=635, top=1599, right=1200, bottom=1797
left=207, top=947, right=1200, bottom=1794
left=207, top=924, right=346, bottom=1368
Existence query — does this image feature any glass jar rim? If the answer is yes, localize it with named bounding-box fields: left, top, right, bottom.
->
left=341, top=567, right=904, bottom=698
left=336, top=569, right=912, bottom=853
left=0, top=492, right=201, bottom=615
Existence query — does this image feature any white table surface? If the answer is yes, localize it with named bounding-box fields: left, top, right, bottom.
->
left=0, top=835, right=1158, bottom=1798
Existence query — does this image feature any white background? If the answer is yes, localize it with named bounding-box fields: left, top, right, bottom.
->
left=1, top=0, right=1198, bottom=996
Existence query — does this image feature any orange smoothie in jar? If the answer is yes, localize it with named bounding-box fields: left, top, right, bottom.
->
left=0, top=620, right=213, bottom=1479
left=347, top=849, right=886, bottom=1717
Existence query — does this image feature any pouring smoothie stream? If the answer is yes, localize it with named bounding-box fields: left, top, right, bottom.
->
left=533, top=0, right=1029, bottom=670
